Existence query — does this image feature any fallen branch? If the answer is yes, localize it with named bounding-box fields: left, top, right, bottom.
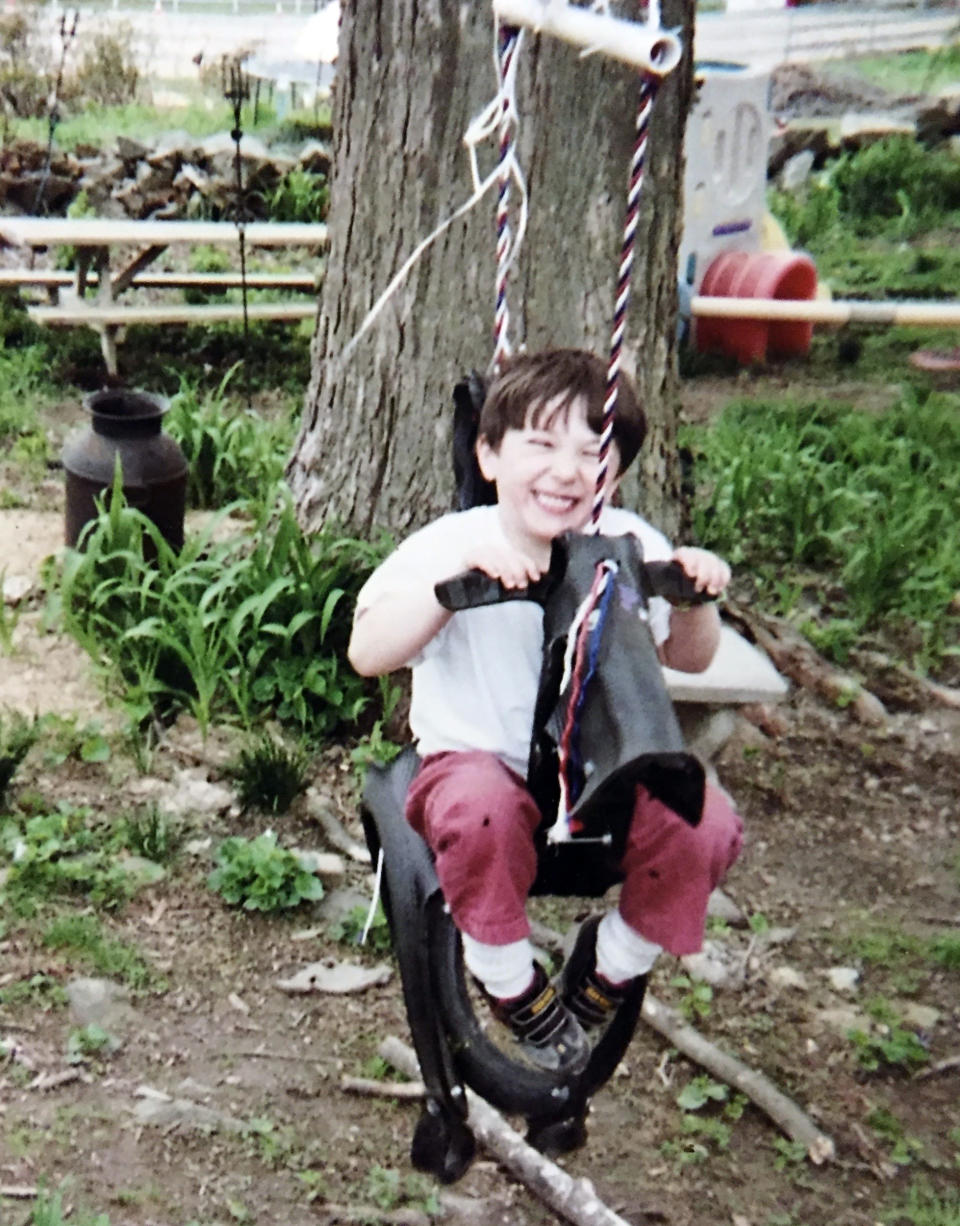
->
left=0, top=1186, right=38, bottom=1199
left=380, top=1036, right=632, bottom=1226
left=306, top=788, right=371, bottom=863
left=851, top=648, right=960, bottom=712
left=641, top=993, right=835, bottom=1164
left=27, top=1068, right=82, bottom=1091
left=725, top=600, right=886, bottom=726
left=341, top=1075, right=425, bottom=1100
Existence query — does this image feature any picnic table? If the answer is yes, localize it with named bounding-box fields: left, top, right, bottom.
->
left=0, top=217, right=328, bottom=374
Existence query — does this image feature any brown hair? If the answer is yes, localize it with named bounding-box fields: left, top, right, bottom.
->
left=477, top=349, right=646, bottom=474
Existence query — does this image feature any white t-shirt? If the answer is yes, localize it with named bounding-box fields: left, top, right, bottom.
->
left=356, top=504, right=673, bottom=777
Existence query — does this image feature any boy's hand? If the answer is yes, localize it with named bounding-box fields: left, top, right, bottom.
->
left=671, top=546, right=730, bottom=598
left=461, top=541, right=544, bottom=590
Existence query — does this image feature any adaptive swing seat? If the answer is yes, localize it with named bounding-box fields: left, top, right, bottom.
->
left=360, top=520, right=713, bottom=1183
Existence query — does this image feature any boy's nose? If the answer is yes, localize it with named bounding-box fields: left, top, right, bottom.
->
left=550, top=448, right=580, bottom=480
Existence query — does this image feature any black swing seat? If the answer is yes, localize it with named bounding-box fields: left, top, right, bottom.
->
left=360, top=531, right=713, bottom=1183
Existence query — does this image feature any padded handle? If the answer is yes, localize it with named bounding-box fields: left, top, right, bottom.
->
left=434, top=569, right=556, bottom=611
left=644, top=560, right=717, bottom=606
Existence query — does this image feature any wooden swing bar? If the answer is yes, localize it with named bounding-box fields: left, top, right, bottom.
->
left=492, top=0, right=682, bottom=74
left=691, top=296, right=960, bottom=327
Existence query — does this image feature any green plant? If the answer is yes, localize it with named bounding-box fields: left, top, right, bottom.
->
left=772, top=1137, right=809, bottom=1171
left=268, top=166, right=329, bottom=222
left=30, top=1187, right=111, bottom=1226
left=363, top=1166, right=440, bottom=1216
left=118, top=806, right=181, bottom=865
left=209, top=831, right=324, bottom=912
left=66, top=1022, right=113, bottom=1065
left=830, top=137, right=960, bottom=237
left=670, top=973, right=713, bottom=1021
left=0, top=972, right=67, bottom=1011
left=42, top=913, right=155, bottom=991
left=1, top=803, right=134, bottom=913
left=866, top=1106, right=924, bottom=1167
left=329, top=901, right=393, bottom=954
left=685, top=390, right=960, bottom=670
left=165, top=367, right=294, bottom=510
left=69, top=24, right=139, bottom=107
left=882, top=1179, right=960, bottom=1226
left=230, top=732, right=310, bottom=814
left=0, top=709, right=39, bottom=808
left=58, top=482, right=385, bottom=738
left=848, top=997, right=930, bottom=1073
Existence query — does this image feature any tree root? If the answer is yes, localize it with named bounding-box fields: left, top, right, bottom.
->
left=725, top=599, right=886, bottom=726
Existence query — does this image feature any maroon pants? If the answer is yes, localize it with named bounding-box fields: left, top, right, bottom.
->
left=405, top=750, right=743, bottom=956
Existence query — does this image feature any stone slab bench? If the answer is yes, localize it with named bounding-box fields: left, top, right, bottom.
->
left=663, top=624, right=788, bottom=765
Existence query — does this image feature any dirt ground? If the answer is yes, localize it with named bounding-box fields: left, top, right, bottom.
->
left=1, top=57, right=959, bottom=1225
left=1, top=390, right=959, bottom=1225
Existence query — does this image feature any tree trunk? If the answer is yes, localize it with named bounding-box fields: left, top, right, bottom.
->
left=288, top=0, right=694, bottom=541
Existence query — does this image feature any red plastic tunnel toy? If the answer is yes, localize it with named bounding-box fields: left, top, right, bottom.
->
left=695, top=250, right=819, bottom=365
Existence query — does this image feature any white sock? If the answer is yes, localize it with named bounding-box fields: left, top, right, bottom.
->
left=595, top=909, right=661, bottom=986
left=461, top=934, right=536, bottom=1001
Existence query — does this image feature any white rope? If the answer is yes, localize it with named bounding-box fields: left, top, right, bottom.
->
left=360, top=846, right=385, bottom=946
left=340, top=26, right=528, bottom=366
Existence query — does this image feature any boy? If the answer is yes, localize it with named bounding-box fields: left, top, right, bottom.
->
left=349, top=349, right=742, bottom=1075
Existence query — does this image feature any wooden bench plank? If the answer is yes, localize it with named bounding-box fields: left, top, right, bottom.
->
left=0, top=269, right=319, bottom=291
left=0, top=218, right=329, bottom=249
left=29, top=301, right=318, bottom=326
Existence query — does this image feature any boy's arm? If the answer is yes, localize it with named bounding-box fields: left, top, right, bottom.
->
left=658, top=546, right=730, bottom=673
left=348, top=537, right=544, bottom=678
left=348, top=582, right=454, bottom=677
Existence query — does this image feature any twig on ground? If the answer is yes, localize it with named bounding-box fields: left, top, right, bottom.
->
left=341, top=1075, right=425, bottom=1099
left=27, top=1068, right=82, bottom=1091
left=0, top=1186, right=38, bottom=1199
left=641, top=993, right=835, bottom=1164
left=316, top=1205, right=430, bottom=1226
left=725, top=600, right=886, bottom=726
left=380, top=1036, right=633, bottom=1226
left=913, top=1053, right=960, bottom=1080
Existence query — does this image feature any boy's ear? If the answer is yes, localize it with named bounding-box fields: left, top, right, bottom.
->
left=475, top=435, right=499, bottom=483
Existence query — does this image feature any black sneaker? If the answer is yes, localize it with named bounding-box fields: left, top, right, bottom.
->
left=562, top=915, right=645, bottom=1031
left=488, top=963, right=590, bottom=1076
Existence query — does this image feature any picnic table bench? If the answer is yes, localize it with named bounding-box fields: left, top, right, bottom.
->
left=0, top=217, right=327, bottom=374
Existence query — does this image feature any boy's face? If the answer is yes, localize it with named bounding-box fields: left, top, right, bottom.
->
left=476, top=393, right=621, bottom=556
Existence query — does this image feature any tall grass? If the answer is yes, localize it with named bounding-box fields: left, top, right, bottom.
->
left=165, top=366, right=294, bottom=509
left=685, top=389, right=960, bottom=670
left=57, top=478, right=388, bottom=738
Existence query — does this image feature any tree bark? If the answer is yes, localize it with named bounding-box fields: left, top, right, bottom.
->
left=288, top=0, right=694, bottom=541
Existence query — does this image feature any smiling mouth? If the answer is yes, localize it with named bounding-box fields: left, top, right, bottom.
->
left=533, top=491, right=579, bottom=514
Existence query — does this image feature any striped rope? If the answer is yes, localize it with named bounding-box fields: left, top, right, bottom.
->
left=548, top=560, right=617, bottom=844
left=591, top=69, right=659, bottom=527
left=493, top=22, right=520, bottom=374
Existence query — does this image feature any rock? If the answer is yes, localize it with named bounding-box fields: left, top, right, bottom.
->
left=2, top=574, right=33, bottom=605
left=132, top=1094, right=246, bottom=1132
left=127, top=767, right=234, bottom=818
left=276, top=960, right=392, bottom=994
left=816, top=1006, right=869, bottom=1037
left=680, top=939, right=745, bottom=989
left=838, top=113, right=916, bottom=154
left=298, top=140, right=331, bottom=176
left=778, top=148, right=816, bottom=193
left=900, top=1002, right=941, bottom=1030
left=825, top=966, right=860, bottom=993
left=317, top=887, right=376, bottom=924
left=291, top=848, right=345, bottom=878
left=706, top=888, right=747, bottom=928
left=66, top=978, right=136, bottom=1035
left=116, top=853, right=166, bottom=888
left=768, top=965, right=808, bottom=991
left=115, top=134, right=151, bottom=162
